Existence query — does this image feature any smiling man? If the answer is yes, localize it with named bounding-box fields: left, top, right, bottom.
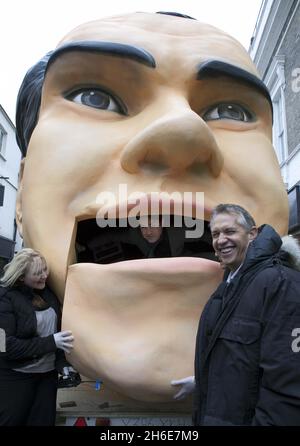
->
left=185, top=204, right=300, bottom=426
left=15, top=12, right=288, bottom=403
left=211, top=207, right=258, bottom=274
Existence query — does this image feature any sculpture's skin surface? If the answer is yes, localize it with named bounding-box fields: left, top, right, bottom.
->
left=16, top=12, right=288, bottom=402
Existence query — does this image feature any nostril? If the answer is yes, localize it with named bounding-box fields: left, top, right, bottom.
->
left=139, top=161, right=170, bottom=175
left=189, top=162, right=212, bottom=176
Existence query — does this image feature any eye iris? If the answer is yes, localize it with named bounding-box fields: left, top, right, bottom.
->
left=81, top=91, right=109, bottom=108
left=218, top=104, right=244, bottom=120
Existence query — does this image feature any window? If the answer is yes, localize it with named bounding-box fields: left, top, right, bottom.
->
left=0, top=126, right=7, bottom=156
left=265, top=56, right=288, bottom=164
left=273, top=89, right=286, bottom=164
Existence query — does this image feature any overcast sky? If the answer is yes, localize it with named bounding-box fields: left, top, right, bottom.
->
left=0, top=0, right=262, bottom=122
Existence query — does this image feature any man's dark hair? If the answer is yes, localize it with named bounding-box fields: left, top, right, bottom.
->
left=210, top=204, right=256, bottom=231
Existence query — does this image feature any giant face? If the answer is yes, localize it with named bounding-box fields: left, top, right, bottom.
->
left=16, top=12, right=288, bottom=402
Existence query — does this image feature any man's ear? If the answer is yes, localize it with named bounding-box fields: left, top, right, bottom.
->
left=16, top=158, right=26, bottom=238
left=249, top=226, right=258, bottom=241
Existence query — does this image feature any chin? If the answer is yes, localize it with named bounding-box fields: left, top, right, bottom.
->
left=35, top=283, right=46, bottom=289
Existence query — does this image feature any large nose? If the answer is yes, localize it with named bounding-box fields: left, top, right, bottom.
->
left=120, top=109, right=223, bottom=176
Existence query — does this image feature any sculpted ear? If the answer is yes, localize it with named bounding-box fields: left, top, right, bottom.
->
left=16, top=158, right=26, bottom=238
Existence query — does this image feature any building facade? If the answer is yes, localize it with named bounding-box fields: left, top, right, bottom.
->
left=249, top=0, right=300, bottom=240
left=0, top=105, right=22, bottom=271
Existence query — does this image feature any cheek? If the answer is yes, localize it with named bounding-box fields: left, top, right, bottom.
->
left=237, top=240, right=248, bottom=254
left=27, top=116, right=129, bottom=196
left=24, top=275, right=35, bottom=286
left=216, top=131, right=281, bottom=186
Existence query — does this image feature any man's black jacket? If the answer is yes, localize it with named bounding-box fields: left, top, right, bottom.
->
left=194, top=225, right=300, bottom=426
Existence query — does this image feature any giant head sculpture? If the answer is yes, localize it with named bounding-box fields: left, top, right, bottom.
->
left=15, top=12, right=288, bottom=403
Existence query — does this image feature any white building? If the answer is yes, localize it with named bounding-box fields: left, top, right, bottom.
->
left=249, top=0, right=300, bottom=239
left=0, top=104, right=22, bottom=271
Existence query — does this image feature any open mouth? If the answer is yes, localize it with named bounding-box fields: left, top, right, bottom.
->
left=62, top=210, right=223, bottom=402
left=75, top=216, right=217, bottom=265
left=219, top=246, right=235, bottom=255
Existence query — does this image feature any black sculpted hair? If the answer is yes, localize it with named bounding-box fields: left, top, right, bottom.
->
left=16, top=51, right=52, bottom=156
left=156, top=11, right=196, bottom=20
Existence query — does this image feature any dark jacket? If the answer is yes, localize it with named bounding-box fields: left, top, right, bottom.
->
left=194, top=225, right=300, bottom=426
left=0, top=284, right=67, bottom=372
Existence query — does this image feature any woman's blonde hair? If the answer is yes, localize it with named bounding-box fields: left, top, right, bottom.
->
left=0, top=248, right=47, bottom=288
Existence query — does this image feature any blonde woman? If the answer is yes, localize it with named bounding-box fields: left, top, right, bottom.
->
left=0, top=248, right=74, bottom=425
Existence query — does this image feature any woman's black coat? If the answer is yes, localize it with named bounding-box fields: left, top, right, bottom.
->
left=0, top=284, right=67, bottom=372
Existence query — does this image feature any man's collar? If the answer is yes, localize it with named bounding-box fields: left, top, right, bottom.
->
left=226, top=263, right=243, bottom=283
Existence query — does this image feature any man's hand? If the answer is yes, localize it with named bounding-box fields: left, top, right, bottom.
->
left=171, top=376, right=195, bottom=400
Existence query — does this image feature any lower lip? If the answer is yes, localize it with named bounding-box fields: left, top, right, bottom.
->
left=68, top=257, right=222, bottom=291
left=75, top=256, right=220, bottom=274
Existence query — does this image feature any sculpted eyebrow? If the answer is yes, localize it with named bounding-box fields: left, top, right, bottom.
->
left=45, top=41, right=156, bottom=72
left=197, top=60, right=272, bottom=110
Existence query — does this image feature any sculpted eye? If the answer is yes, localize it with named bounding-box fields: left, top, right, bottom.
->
left=66, top=88, right=127, bottom=115
left=202, top=103, right=255, bottom=122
